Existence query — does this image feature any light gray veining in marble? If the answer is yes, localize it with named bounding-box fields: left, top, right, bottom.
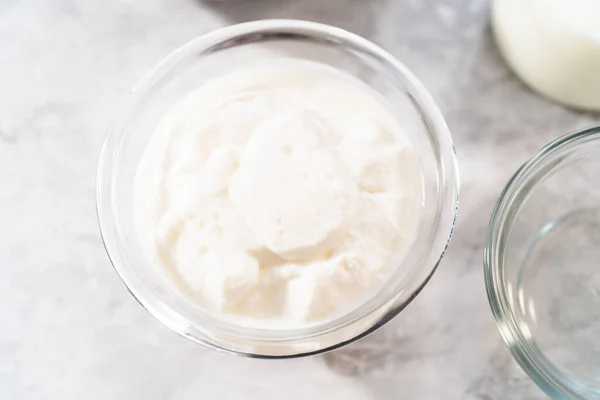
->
left=1, top=0, right=598, bottom=399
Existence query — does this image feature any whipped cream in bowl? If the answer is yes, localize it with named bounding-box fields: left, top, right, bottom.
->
left=97, top=20, right=458, bottom=357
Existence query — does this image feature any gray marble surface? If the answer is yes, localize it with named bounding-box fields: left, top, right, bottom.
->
left=1, top=0, right=598, bottom=399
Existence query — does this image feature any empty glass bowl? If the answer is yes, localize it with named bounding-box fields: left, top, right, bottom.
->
left=485, top=125, right=600, bottom=399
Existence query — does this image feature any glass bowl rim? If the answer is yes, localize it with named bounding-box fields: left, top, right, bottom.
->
left=97, top=19, right=459, bottom=357
left=484, top=124, right=600, bottom=398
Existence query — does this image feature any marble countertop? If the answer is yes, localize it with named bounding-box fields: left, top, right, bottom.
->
left=1, top=0, right=598, bottom=398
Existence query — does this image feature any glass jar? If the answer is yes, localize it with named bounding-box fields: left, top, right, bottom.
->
left=485, top=125, right=600, bottom=398
left=97, top=20, right=459, bottom=357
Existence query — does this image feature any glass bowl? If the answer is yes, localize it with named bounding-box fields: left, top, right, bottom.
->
left=485, top=125, right=600, bottom=398
left=97, top=19, right=459, bottom=358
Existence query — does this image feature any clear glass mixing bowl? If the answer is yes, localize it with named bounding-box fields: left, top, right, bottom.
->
left=97, top=20, right=459, bottom=357
left=485, top=125, right=600, bottom=398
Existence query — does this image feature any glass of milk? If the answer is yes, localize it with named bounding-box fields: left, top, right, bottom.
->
left=493, top=0, right=600, bottom=110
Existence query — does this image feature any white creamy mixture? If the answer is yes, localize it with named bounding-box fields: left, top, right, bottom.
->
left=134, top=60, right=422, bottom=327
left=493, top=0, right=600, bottom=110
